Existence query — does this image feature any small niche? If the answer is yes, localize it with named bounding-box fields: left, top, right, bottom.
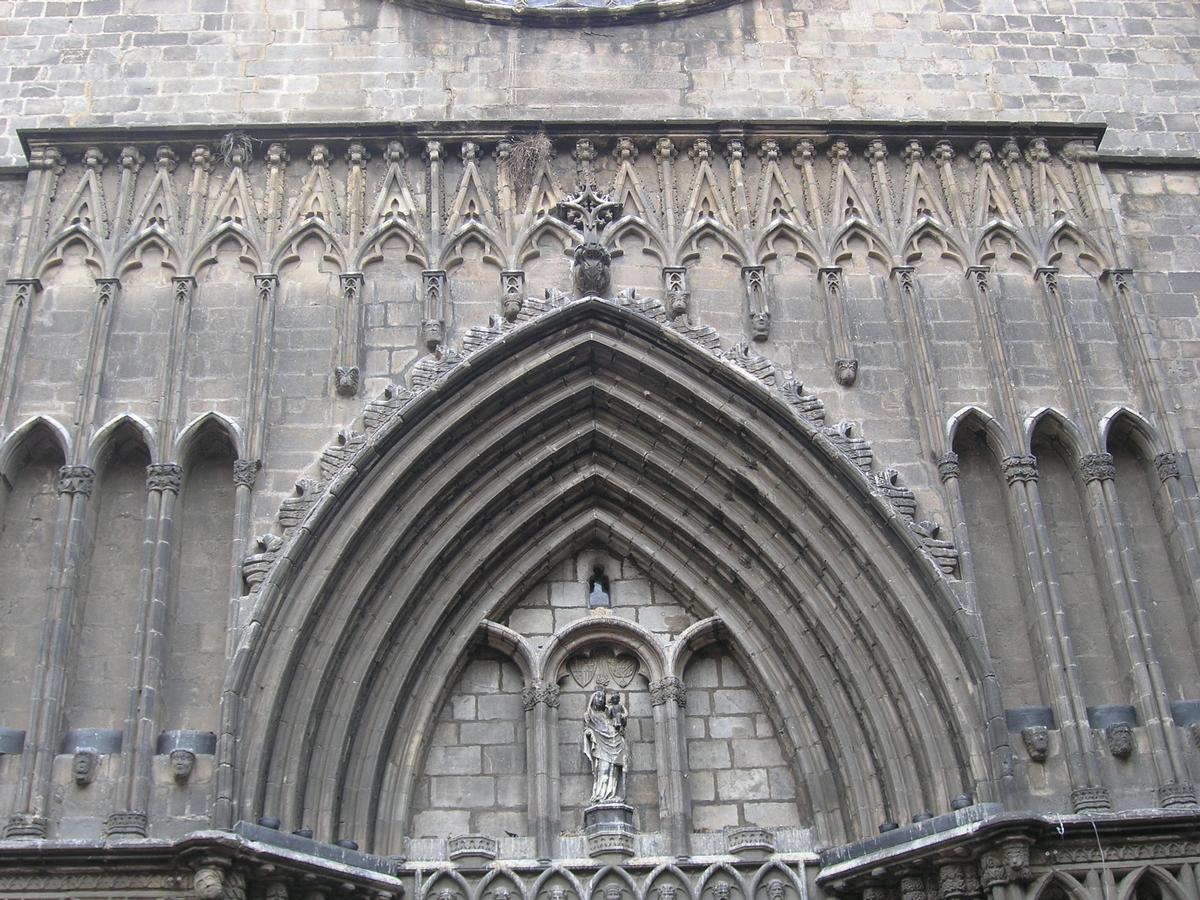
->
left=587, top=565, right=611, bottom=607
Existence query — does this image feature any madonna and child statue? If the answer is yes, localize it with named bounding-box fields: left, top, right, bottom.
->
left=580, top=686, right=636, bottom=857
left=582, top=688, right=628, bottom=802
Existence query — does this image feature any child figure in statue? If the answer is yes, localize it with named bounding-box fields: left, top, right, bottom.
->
left=582, top=687, right=628, bottom=803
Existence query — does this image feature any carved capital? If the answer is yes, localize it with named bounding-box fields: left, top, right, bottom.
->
left=977, top=851, right=1008, bottom=890
left=233, top=458, right=261, bottom=488
left=937, top=863, right=968, bottom=900
left=900, top=140, right=924, bottom=164
left=1079, top=452, right=1115, bottom=483
left=936, top=451, right=960, bottom=482
left=864, top=138, right=888, bottom=163
left=931, top=141, right=956, bottom=165
left=146, top=462, right=183, bottom=493
left=898, top=875, right=928, bottom=900
left=649, top=676, right=687, bottom=707
left=58, top=465, right=96, bottom=496
left=521, top=681, right=560, bottom=710
left=652, top=137, right=676, bottom=162
left=1002, top=455, right=1038, bottom=486
left=1154, top=451, right=1182, bottom=482
left=758, top=139, right=781, bottom=161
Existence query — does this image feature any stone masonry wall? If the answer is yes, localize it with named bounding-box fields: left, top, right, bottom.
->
left=2, top=0, right=1199, bottom=169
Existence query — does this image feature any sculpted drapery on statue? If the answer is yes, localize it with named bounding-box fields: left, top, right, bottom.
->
left=582, top=688, right=628, bottom=802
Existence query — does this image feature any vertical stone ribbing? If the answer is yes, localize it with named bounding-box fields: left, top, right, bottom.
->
left=73, top=278, right=120, bottom=453
left=336, top=273, right=364, bottom=397
left=819, top=267, right=857, bottom=386
left=0, top=279, right=40, bottom=431
left=159, top=277, right=195, bottom=453
left=650, top=676, right=690, bottom=855
left=1001, top=456, right=1109, bottom=811
left=4, top=465, right=94, bottom=838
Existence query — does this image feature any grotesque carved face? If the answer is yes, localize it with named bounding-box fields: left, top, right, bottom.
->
left=1105, top=722, right=1134, bottom=759
left=72, top=749, right=99, bottom=786
left=170, top=748, right=197, bottom=783
left=751, top=311, right=771, bottom=339
left=1022, top=726, right=1050, bottom=763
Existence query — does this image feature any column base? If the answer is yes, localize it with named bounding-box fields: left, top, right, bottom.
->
left=105, top=810, right=149, bottom=837
left=1158, top=782, right=1198, bottom=809
left=1070, top=785, right=1112, bottom=813
left=4, top=813, right=47, bottom=839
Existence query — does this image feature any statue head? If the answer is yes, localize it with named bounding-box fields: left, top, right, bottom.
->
left=72, top=748, right=99, bottom=786
left=1105, top=722, right=1134, bottom=759
left=751, top=311, right=771, bottom=340
left=1021, top=725, right=1050, bottom=763
left=590, top=688, right=607, bottom=710
left=170, top=748, right=197, bottom=783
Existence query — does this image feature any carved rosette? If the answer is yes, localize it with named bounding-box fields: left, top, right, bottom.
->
left=57, top=464, right=96, bottom=496
left=146, top=462, right=183, bottom=494
left=1001, top=455, right=1038, bottom=486
left=233, top=458, right=261, bottom=488
left=1078, top=451, right=1115, bottom=483
left=649, top=676, right=686, bottom=707
left=936, top=451, right=961, bottom=482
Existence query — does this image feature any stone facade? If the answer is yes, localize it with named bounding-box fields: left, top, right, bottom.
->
left=0, top=0, right=1199, bottom=899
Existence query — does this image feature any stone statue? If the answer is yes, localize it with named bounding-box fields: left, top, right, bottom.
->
left=72, top=749, right=99, bottom=786
left=582, top=688, right=628, bottom=802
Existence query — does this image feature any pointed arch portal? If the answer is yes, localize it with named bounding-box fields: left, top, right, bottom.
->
left=221, top=299, right=1000, bottom=855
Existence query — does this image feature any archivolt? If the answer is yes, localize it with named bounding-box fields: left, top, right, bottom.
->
left=221, top=301, right=999, bottom=853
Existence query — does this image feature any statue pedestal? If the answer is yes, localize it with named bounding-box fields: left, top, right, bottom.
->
left=583, top=802, right=635, bottom=861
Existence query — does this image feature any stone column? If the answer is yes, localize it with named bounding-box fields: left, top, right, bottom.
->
left=650, top=676, right=690, bottom=856
left=819, top=266, right=857, bottom=386
left=108, top=462, right=184, bottom=837
left=4, top=465, right=94, bottom=838
left=1001, top=455, right=1110, bottom=812
left=335, top=273, right=364, bottom=397
left=1078, top=453, right=1196, bottom=805
left=522, top=680, right=560, bottom=860
left=159, top=277, right=195, bottom=447
left=421, top=270, right=447, bottom=350
left=1153, top=451, right=1200, bottom=652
